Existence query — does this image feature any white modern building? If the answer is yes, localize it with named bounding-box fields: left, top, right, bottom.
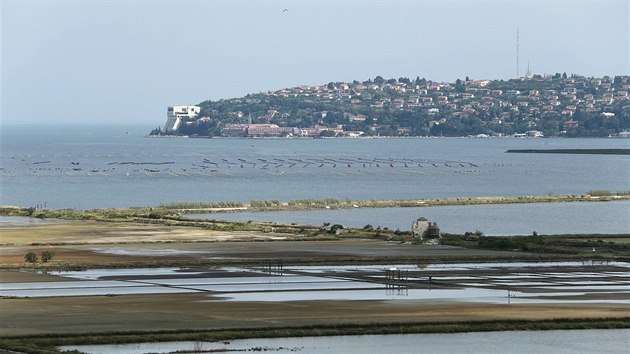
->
left=164, top=105, right=201, bottom=132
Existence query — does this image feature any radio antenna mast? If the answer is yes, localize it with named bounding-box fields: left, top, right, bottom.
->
left=516, top=27, right=520, bottom=78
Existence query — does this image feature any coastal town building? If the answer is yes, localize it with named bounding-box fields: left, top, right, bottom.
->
left=221, top=123, right=300, bottom=137
left=221, top=123, right=249, bottom=137
left=164, top=105, right=201, bottom=132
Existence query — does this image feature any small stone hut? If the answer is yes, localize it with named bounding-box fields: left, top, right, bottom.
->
left=411, top=217, right=441, bottom=240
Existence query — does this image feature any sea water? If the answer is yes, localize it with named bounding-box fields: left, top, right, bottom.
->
left=1, top=124, right=629, bottom=209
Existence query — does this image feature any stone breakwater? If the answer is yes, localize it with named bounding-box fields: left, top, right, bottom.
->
left=506, top=149, right=630, bottom=155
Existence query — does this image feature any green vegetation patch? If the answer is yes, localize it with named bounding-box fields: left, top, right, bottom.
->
left=2, top=318, right=629, bottom=353
left=441, top=233, right=630, bottom=257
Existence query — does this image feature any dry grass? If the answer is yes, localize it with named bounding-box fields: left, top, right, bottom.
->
left=0, top=271, right=70, bottom=283
left=1, top=219, right=531, bottom=269
left=0, top=221, right=289, bottom=246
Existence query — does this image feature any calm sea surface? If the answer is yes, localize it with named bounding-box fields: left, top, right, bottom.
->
left=1, top=124, right=629, bottom=210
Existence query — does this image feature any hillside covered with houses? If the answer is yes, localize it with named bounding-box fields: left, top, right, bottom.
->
left=152, top=74, right=630, bottom=138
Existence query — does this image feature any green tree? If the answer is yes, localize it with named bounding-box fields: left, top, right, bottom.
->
left=319, top=130, right=336, bottom=137
left=541, top=119, right=560, bottom=137
left=149, top=127, right=163, bottom=136
left=455, top=79, right=465, bottom=93
left=25, top=252, right=38, bottom=263
left=330, top=224, right=344, bottom=234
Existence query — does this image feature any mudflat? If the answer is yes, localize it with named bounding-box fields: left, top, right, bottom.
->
left=1, top=218, right=628, bottom=342
left=1, top=292, right=627, bottom=336
left=0, top=220, right=518, bottom=268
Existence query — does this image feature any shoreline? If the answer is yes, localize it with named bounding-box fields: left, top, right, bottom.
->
left=5, top=193, right=625, bottom=217
left=162, top=192, right=630, bottom=214
left=4, top=318, right=629, bottom=352
left=144, top=133, right=630, bottom=140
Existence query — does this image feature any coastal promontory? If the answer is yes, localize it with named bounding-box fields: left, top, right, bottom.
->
left=151, top=74, right=630, bottom=138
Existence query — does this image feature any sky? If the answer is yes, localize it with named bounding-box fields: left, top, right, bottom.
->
left=1, top=0, right=629, bottom=125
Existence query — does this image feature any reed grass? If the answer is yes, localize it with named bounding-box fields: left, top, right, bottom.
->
left=2, top=318, right=628, bottom=353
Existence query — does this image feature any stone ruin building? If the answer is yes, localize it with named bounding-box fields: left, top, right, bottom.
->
left=411, top=217, right=441, bottom=240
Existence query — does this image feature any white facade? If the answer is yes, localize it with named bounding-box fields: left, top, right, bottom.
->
left=164, top=105, right=201, bottom=132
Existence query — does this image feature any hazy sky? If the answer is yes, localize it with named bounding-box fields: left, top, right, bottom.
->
left=2, top=0, right=629, bottom=124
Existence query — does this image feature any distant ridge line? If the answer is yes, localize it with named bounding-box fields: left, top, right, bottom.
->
left=506, top=149, right=630, bottom=155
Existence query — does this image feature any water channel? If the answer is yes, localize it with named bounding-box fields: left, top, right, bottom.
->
left=59, top=329, right=630, bottom=354
left=187, top=200, right=630, bottom=235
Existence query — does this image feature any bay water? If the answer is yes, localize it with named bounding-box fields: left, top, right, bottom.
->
left=1, top=124, right=628, bottom=210
left=189, top=200, right=630, bottom=235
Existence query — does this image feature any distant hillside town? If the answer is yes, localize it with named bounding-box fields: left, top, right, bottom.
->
left=151, top=74, right=630, bottom=138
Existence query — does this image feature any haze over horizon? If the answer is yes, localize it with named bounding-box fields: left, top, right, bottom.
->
left=2, top=0, right=629, bottom=124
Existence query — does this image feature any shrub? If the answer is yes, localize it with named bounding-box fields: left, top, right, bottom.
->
left=478, top=238, right=517, bottom=251
left=323, top=197, right=340, bottom=205
left=41, top=251, right=54, bottom=263
left=587, top=189, right=612, bottom=196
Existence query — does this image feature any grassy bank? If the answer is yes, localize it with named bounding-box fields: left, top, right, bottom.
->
left=0, top=253, right=597, bottom=272
left=2, top=191, right=629, bottom=219
left=2, top=317, right=629, bottom=353
left=166, top=190, right=630, bottom=213
left=441, top=233, right=630, bottom=258
left=2, top=190, right=629, bottom=270
left=1, top=190, right=628, bottom=235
